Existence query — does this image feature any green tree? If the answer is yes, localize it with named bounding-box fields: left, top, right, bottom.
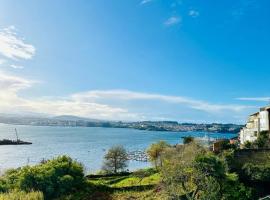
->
left=160, top=143, right=252, bottom=200
left=243, top=141, right=252, bottom=149
left=147, top=140, right=170, bottom=170
left=102, top=145, right=128, bottom=174
left=183, top=136, right=194, bottom=144
left=242, top=162, right=270, bottom=182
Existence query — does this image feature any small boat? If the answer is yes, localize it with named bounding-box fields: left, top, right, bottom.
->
left=0, top=128, right=32, bottom=145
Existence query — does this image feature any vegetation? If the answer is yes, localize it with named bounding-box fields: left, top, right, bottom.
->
left=102, top=145, right=128, bottom=174
left=160, top=142, right=252, bottom=200
left=146, top=141, right=170, bottom=170
left=242, top=163, right=270, bottom=182
left=0, top=190, right=43, bottom=200
left=0, top=155, right=85, bottom=199
left=243, top=131, right=270, bottom=149
left=183, top=136, right=194, bottom=144
left=2, top=136, right=270, bottom=199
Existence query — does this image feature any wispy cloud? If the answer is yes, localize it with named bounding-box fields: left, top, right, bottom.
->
left=0, top=59, right=6, bottom=65
left=10, top=64, right=24, bottom=69
left=0, top=71, right=253, bottom=122
left=73, top=90, right=251, bottom=113
left=0, top=26, right=35, bottom=60
left=236, top=97, right=270, bottom=102
left=0, top=71, right=138, bottom=120
left=140, top=0, right=153, bottom=5
left=231, top=0, right=257, bottom=19
left=0, top=71, right=32, bottom=95
left=164, top=16, right=181, bottom=26
left=188, top=10, right=200, bottom=18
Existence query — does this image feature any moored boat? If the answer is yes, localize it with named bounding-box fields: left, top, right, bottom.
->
left=0, top=128, right=32, bottom=145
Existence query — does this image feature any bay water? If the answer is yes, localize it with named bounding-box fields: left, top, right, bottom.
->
left=0, top=123, right=236, bottom=173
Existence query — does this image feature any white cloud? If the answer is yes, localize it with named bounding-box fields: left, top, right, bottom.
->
left=140, top=0, right=153, bottom=5
left=0, top=71, right=138, bottom=120
left=0, top=26, right=35, bottom=60
left=164, top=16, right=181, bottom=26
left=236, top=97, right=270, bottom=102
left=189, top=10, right=200, bottom=18
left=0, top=59, right=6, bottom=65
left=10, top=64, right=24, bottom=69
left=72, top=90, right=251, bottom=113
left=0, top=72, right=254, bottom=122
left=0, top=71, right=32, bottom=91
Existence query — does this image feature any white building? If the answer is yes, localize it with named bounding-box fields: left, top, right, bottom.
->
left=239, top=106, right=270, bottom=145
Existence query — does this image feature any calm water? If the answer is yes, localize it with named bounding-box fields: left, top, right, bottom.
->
left=0, top=123, right=236, bottom=173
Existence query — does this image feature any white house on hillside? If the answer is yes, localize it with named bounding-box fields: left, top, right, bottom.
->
left=240, top=106, right=270, bottom=145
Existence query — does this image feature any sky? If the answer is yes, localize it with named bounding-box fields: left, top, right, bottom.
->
left=0, top=0, right=270, bottom=124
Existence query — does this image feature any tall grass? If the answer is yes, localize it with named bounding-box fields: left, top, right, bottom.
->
left=0, top=190, right=43, bottom=200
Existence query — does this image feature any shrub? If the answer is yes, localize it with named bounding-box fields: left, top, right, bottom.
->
left=0, top=155, right=85, bottom=199
left=242, top=163, right=270, bottom=182
left=183, top=136, right=194, bottom=144
left=160, top=143, right=253, bottom=200
left=147, top=141, right=170, bottom=170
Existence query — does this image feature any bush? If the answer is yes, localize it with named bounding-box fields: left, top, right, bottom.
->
left=221, top=176, right=253, bottom=200
left=242, top=163, right=270, bottom=182
left=0, top=155, right=85, bottom=199
left=183, top=136, right=194, bottom=144
left=160, top=143, right=253, bottom=200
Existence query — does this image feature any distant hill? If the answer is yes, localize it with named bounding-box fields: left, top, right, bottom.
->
left=52, top=115, right=102, bottom=122
left=0, top=113, right=243, bottom=133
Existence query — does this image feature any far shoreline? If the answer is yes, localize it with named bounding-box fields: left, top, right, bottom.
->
left=0, top=122, right=240, bottom=134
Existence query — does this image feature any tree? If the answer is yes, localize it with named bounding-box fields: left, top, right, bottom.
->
left=160, top=143, right=252, bottom=200
left=146, top=141, right=170, bottom=170
left=183, top=136, right=194, bottom=144
left=243, top=141, right=252, bottom=149
left=161, top=143, right=215, bottom=199
left=242, top=162, right=270, bottom=182
left=102, top=145, right=128, bottom=174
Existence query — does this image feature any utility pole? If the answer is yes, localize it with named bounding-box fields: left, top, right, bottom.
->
left=15, top=128, right=19, bottom=142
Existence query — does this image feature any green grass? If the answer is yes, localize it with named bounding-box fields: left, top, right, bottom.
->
left=0, top=190, right=43, bottom=200
left=80, top=168, right=162, bottom=200
left=112, top=173, right=160, bottom=188
left=112, top=189, right=165, bottom=200
left=88, top=168, right=160, bottom=188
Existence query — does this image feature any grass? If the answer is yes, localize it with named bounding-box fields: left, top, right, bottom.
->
left=111, top=173, right=160, bottom=188
left=62, top=168, right=163, bottom=200
left=0, top=190, right=43, bottom=200
left=88, top=168, right=160, bottom=188
left=112, top=189, right=165, bottom=200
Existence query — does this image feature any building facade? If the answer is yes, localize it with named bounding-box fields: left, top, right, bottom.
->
left=240, top=106, right=270, bottom=145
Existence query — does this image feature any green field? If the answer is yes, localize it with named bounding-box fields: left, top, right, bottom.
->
left=61, top=168, right=163, bottom=200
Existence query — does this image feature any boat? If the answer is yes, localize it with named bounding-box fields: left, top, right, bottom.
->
left=0, top=128, right=32, bottom=145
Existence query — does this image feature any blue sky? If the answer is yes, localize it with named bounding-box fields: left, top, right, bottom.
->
left=0, top=0, right=269, bottom=123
